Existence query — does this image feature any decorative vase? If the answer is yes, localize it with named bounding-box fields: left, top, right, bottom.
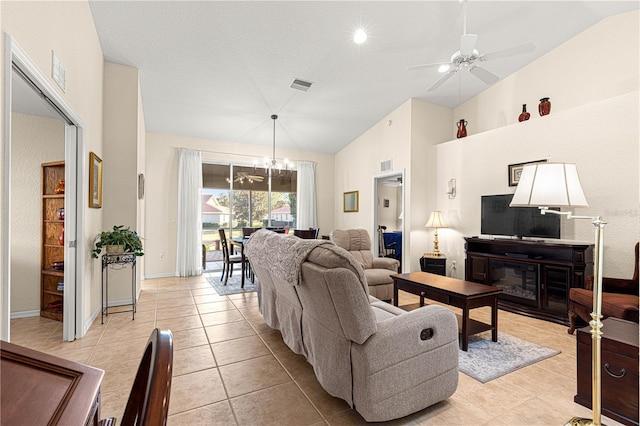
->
left=59, top=225, right=64, bottom=246
left=456, top=119, right=468, bottom=139
left=57, top=208, right=65, bottom=221
left=538, top=98, right=551, bottom=116
left=518, top=104, right=530, bottom=122
left=55, top=179, right=65, bottom=194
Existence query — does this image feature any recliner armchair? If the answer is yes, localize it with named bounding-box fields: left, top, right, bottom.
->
left=330, top=229, right=399, bottom=301
left=568, top=242, right=639, bottom=334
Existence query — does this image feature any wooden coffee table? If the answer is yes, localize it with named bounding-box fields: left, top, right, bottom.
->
left=392, top=272, right=502, bottom=351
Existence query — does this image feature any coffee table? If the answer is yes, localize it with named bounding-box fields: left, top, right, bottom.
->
left=392, top=272, right=502, bottom=351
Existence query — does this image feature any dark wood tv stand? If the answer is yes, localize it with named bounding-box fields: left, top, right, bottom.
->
left=465, top=237, right=593, bottom=325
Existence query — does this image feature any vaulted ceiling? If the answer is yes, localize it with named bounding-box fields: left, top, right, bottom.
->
left=88, top=1, right=638, bottom=154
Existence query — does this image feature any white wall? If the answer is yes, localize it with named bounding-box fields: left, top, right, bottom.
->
left=10, top=113, right=64, bottom=313
left=101, top=62, right=144, bottom=304
left=436, top=92, right=639, bottom=279
left=1, top=1, right=104, bottom=336
left=144, top=132, right=335, bottom=277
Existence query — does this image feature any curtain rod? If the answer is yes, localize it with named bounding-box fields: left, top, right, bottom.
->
left=173, top=146, right=316, bottom=166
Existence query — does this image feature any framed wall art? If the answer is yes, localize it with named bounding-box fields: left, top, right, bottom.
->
left=343, top=191, right=359, bottom=212
left=508, top=159, right=547, bottom=187
left=89, top=152, right=103, bottom=208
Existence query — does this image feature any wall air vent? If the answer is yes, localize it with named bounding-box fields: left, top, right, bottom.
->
left=290, top=78, right=313, bottom=92
left=380, top=159, right=392, bottom=172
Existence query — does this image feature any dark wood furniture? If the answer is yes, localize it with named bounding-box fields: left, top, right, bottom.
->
left=219, top=229, right=246, bottom=287
left=100, top=329, right=173, bottom=426
left=41, top=161, right=65, bottom=321
left=465, top=237, right=593, bottom=325
left=420, top=254, right=446, bottom=276
left=293, top=229, right=317, bottom=239
left=392, top=272, right=501, bottom=351
left=1, top=340, right=104, bottom=425
left=575, top=318, right=639, bottom=426
left=569, top=242, right=639, bottom=334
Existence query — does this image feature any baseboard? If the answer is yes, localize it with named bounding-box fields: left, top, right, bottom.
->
left=144, top=272, right=175, bottom=279
left=10, top=309, right=40, bottom=319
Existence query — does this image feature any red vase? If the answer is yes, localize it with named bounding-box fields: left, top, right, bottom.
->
left=59, top=225, right=64, bottom=246
left=456, top=119, right=468, bottom=138
left=518, top=104, right=530, bottom=122
left=538, top=98, right=551, bottom=116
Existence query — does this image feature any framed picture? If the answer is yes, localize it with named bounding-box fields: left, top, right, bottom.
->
left=89, top=152, right=103, bottom=208
left=508, top=159, right=547, bottom=187
left=343, top=190, right=359, bottom=212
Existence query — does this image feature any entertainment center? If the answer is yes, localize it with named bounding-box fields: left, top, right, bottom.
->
left=465, top=237, right=594, bottom=325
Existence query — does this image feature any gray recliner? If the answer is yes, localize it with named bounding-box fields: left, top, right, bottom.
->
left=244, top=230, right=459, bottom=422
left=330, top=229, right=399, bottom=301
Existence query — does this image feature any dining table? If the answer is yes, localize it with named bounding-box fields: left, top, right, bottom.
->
left=231, top=236, right=250, bottom=287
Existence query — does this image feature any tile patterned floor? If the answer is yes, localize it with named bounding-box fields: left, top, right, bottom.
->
left=9, top=275, right=625, bottom=425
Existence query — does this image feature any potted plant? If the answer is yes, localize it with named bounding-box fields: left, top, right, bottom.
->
left=92, top=225, right=144, bottom=258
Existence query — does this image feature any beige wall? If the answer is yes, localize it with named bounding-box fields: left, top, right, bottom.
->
left=101, top=62, right=144, bottom=304
left=1, top=1, right=104, bottom=334
left=144, top=132, right=335, bottom=278
left=10, top=113, right=65, bottom=314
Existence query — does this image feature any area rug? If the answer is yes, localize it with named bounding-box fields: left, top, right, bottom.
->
left=458, top=332, right=560, bottom=383
left=205, top=271, right=257, bottom=295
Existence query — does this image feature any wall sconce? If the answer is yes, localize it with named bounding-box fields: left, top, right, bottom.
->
left=447, top=179, right=456, bottom=199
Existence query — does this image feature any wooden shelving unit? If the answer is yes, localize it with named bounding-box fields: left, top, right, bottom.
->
left=41, top=161, right=65, bottom=321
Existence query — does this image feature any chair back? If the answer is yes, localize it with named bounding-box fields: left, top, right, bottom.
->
left=120, top=329, right=173, bottom=426
left=330, top=229, right=375, bottom=269
left=242, top=227, right=260, bottom=237
left=294, top=229, right=316, bottom=239
left=219, top=229, right=231, bottom=261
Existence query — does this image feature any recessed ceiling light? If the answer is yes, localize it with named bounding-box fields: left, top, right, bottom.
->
left=354, top=29, right=367, bottom=44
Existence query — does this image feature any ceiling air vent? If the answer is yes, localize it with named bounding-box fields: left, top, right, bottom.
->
left=290, top=78, right=313, bottom=92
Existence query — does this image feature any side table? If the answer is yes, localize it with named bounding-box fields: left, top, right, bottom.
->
left=101, top=252, right=137, bottom=324
left=575, top=317, right=639, bottom=426
left=420, top=254, right=446, bottom=276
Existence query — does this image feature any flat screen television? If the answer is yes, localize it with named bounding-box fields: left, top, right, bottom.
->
left=481, top=194, right=561, bottom=239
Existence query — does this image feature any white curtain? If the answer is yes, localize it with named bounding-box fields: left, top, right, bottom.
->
left=296, top=161, right=317, bottom=229
left=176, top=148, right=202, bottom=276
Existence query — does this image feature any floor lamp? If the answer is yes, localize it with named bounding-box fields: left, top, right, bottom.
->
left=510, top=162, right=606, bottom=426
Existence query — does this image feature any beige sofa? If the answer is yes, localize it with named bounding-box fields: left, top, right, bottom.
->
left=245, top=229, right=459, bottom=422
left=330, top=229, right=399, bottom=301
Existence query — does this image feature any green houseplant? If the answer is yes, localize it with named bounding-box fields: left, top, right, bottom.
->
left=92, top=225, right=144, bottom=258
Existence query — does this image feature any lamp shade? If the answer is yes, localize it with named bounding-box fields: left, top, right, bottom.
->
left=425, top=211, right=447, bottom=228
left=510, top=163, right=589, bottom=208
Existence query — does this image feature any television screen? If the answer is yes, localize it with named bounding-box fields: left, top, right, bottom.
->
left=481, top=194, right=560, bottom=239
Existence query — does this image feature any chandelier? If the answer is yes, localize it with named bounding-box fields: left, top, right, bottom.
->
left=259, top=114, right=290, bottom=176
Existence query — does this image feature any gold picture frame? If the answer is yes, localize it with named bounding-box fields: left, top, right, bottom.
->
left=343, top=191, right=359, bottom=212
left=89, top=152, right=103, bottom=208
left=508, top=159, right=547, bottom=187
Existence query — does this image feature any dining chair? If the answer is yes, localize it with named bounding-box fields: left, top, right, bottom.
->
left=294, top=229, right=317, bottom=239
left=242, top=227, right=260, bottom=237
left=99, top=328, right=173, bottom=426
left=218, top=229, right=245, bottom=285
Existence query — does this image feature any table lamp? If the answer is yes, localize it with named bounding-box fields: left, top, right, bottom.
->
left=425, top=211, right=447, bottom=257
left=510, top=162, right=606, bottom=426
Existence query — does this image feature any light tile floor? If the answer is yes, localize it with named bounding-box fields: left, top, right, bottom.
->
left=9, top=275, right=625, bottom=425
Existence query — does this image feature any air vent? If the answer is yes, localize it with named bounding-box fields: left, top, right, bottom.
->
left=290, top=78, right=313, bottom=92
left=380, top=159, right=392, bottom=172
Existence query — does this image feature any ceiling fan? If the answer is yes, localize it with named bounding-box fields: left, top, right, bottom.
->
left=233, top=171, right=265, bottom=184
left=409, top=1, right=535, bottom=92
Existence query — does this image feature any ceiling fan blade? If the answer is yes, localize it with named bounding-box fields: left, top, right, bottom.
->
left=481, top=42, right=536, bottom=62
left=427, top=69, right=456, bottom=92
left=460, top=33, right=478, bottom=56
left=469, top=66, right=500, bottom=85
left=408, top=62, right=449, bottom=71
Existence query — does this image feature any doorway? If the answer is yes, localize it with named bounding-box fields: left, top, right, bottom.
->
left=2, top=36, right=86, bottom=342
left=373, top=171, right=405, bottom=271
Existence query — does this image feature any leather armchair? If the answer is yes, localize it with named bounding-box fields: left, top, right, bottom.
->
left=568, top=242, right=639, bottom=334
left=330, top=229, right=399, bottom=301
